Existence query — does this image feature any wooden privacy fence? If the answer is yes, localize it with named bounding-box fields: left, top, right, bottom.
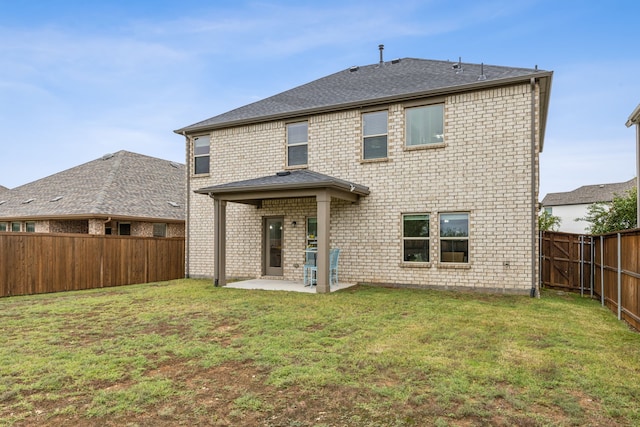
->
left=541, top=230, right=640, bottom=330
left=0, top=232, right=185, bottom=297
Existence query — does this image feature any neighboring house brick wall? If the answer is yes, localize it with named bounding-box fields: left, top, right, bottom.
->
left=167, top=223, right=185, bottom=238
left=187, top=83, right=539, bottom=292
left=89, top=219, right=105, bottom=235
left=50, top=220, right=89, bottom=234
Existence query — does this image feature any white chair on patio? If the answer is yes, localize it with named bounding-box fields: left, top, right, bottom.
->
left=303, top=249, right=317, bottom=286
left=329, top=248, right=340, bottom=286
left=304, top=248, right=340, bottom=287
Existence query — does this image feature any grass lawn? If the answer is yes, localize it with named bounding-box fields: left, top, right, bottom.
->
left=1, top=279, right=639, bottom=426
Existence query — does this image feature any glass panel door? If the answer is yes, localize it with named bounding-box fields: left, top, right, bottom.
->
left=265, top=217, right=283, bottom=276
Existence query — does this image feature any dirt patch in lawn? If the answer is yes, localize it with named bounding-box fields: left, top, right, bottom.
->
left=8, top=359, right=439, bottom=426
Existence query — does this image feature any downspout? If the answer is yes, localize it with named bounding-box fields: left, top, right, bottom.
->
left=182, top=132, right=191, bottom=278
left=530, top=77, right=539, bottom=298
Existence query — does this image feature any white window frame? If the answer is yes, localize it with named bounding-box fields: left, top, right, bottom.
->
left=286, top=121, right=308, bottom=167
left=402, top=213, right=430, bottom=263
left=0, top=222, right=7, bottom=232
left=11, top=222, right=21, bottom=232
left=362, top=110, right=388, bottom=160
left=439, top=212, right=469, bottom=263
left=405, top=103, right=444, bottom=147
left=193, top=134, right=210, bottom=175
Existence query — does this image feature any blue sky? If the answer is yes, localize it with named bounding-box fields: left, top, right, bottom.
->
left=1, top=0, right=638, bottom=198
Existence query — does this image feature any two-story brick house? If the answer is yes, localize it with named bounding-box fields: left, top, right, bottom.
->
left=176, top=56, right=552, bottom=294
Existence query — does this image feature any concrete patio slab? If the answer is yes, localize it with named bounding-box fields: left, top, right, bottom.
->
left=225, top=278, right=356, bottom=293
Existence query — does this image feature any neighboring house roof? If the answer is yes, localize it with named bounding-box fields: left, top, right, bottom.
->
left=541, top=178, right=636, bottom=207
left=0, top=151, right=185, bottom=221
left=175, top=57, right=552, bottom=147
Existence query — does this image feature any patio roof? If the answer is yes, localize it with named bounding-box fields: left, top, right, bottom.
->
left=197, top=170, right=369, bottom=294
left=194, top=169, right=370, bottom=205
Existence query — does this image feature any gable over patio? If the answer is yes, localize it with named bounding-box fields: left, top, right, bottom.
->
left=195, top=169, right=369, bottom=293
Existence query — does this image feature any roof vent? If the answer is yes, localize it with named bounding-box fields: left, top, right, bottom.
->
left=276, top=171, right=291, bottom=177
left=477, top=62, right=487, bottom=81
left=391, top=58, right=401, bottom=64
left=101, top=153, right=114, bottom=160
left=168, top=201, right=180, bottom=208
left=452, top=57, right=463, bottom=73
left=378, top=44, right=384, bottom=65
left=22, top=198, right=34, bottom=204
left=0, top=200, right=6, bottom=206
left=599, top=185, right=605, bottom=188
left=349, top=65, right=359, bottom=72
left=50, top=196, right=63, bottom=202
left=169, top=161, right=180, bottom=168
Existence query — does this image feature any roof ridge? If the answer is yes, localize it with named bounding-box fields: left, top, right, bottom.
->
left=91, top=152, right=124, bottom=213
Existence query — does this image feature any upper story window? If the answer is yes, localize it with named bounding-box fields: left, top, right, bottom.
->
left=193, top=135, right=210, bottom=175
left=406, top=104, right=444, bottom=147
left=287, top=122, right=308, bottom=167
left=25, top=222, right=35, bottom=232
left=403, top=214, right=430, bottom=262
left=440, top=213, right=469, bottom=263
left=11, top=222, right=21, bottom=232
left=0, top=222, right=7, bottom=232
left=363, top=111, right=388, bottom=160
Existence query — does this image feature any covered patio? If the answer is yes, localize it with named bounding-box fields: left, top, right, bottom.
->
left=195, top=170, right=369, bottom=293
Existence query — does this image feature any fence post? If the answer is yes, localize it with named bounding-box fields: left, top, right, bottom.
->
left=580, top=235, right=584, bottom=297
left=617, top=232, right=622, bottom=320
left=600, top=235, right=604, bottom=306
left=590, top=236, right=594, bottom=297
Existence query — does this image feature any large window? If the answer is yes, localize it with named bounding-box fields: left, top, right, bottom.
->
left=403, top=214, right=430, bottom=262
left=363, top=111, right=388, bottom=159
left=287, top=122, right=308, bottom=167
left=193, top=135, right=210, bottom=175
left=440, top=213, right=469, bottom=263
left=406, top=104, right=444, bottom=147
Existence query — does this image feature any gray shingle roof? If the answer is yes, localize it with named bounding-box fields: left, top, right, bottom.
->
left=541, top=178, right=636, bottom=206
left=0, top=151, right=185, bottom=221
left=195, top=169, right=369, bottom=197
left=176, top=57, right=552, bottom=134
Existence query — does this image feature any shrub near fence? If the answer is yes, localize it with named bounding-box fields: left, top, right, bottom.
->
left=0, top=232, right=185, bottom=297
left=541, top=230, right=640, bottom=331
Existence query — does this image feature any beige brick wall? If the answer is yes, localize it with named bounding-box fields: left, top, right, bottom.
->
left=186, top=83, right=540, bottom=292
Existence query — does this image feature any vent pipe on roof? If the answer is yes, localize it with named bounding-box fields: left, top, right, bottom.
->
left=378, top=44, right=384, bottom=65
left=477, top=62, right=487, bottom=81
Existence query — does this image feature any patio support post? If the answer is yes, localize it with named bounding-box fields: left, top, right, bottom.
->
left=316, top=190, right=331, bottom=294
left=213, top=197, right=227, bottom=287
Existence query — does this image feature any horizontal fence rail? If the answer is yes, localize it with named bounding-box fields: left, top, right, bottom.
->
left=542, top=230, right=640, bottom=331
left=0, top=232, right=185, bottom=297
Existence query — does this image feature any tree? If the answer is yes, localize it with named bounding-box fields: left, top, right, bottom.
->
left=578, top=187, right=637, bottom=234
left=538, top=210, right=561, bottom=231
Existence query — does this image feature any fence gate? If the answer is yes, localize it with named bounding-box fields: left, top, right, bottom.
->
left=540, top=231, right=593, bottom=295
